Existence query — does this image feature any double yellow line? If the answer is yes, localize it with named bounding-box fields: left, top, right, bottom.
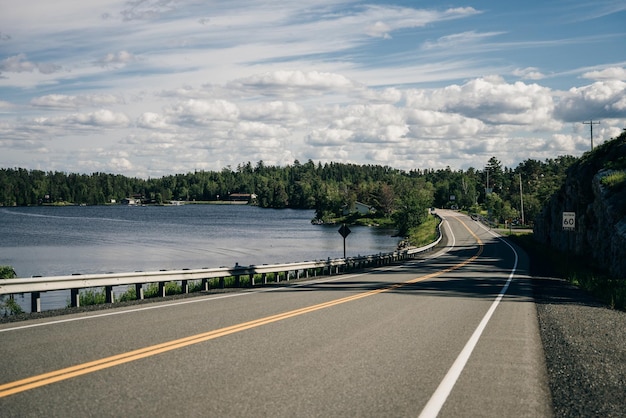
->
left=1, top=216, right=483, bottom=399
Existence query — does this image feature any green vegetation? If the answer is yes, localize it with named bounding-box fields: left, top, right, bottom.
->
left=406, top=214, right=441, bottom=247
left=1, top=156, right=575, bottom=240
left=509, top=234, right=626, bottom=311
left=74, top=289, right=107, bottom=307
left=0, top=266, right=17, bottom=279
left=0, top=297, right=23, bottom=316
left=600, top=170, right=626, bottom=190
left=118, top=286, right=137, bottom=302
left=0, top=265, right=23, bottom=316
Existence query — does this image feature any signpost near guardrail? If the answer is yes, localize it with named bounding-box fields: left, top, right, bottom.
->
left=562, top=212, right=576, bottom=231
left=338, top=224, right=351, bottom=258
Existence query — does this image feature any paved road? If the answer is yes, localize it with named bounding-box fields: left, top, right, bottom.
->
left=0, top=210, right=552, bottom=417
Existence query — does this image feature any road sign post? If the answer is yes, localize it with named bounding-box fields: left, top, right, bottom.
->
left=338, top=224, right=351, bottom=258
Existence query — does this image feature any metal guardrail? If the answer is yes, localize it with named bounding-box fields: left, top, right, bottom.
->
left=1, top=217, right=443, bottom=313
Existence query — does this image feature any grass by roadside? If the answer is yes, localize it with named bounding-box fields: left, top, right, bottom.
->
left=406, top=214, right=440, bottom=247
left=507, top=232, right=626, bottom=311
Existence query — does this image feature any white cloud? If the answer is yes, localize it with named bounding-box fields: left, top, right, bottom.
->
left=407, top=77, right=556, bottom=128
left=239, top=101, right=304, bottom=122
left=118, top=0, right=178, bottom=21
left=166, top=99, right=240, bottom=125
left=0, top=2, right=624, bottom=176
left=95, top=51, right=137, bottom=68
left=405, top=109, right=485, bottom=138
left=582, top=67, right=626, bottom=81
left=31, top=94, right=125, bottom=108
left=230, top=70, right=360, bottom=96
left=422, top=31, right=503, bottom=50
left=318, top=103, right=408, bottom=144
left=1, top=54, right=36, bottom=73
left=230, top=121, right=290, bottom=140
left=0, top=54, right=62, bottom=74
left=513, top=67, right=546, bottom=80
left=555, top=80, right=626, bottom=122
left=137, top=112, right=171, bottom=129
left=109, top=157, right=133, bottom=171
left=365, top=21, right=392, bottom=39
left=0, top=100, right=15, bottom=111
left=306, top=128, right=354, bottom=146
left=35, top=109, right=131, bottom=128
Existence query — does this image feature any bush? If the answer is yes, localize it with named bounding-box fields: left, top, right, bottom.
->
left=600, top=170, right=626, bottom=190
left=118, top=286, right=137, bottom=302
left=0, top=265, right=17, bottom=279
left=145, top=281, right=181, bottom=298
left=1, top=297, right=23, bottom=316
left=0, top=266, right=22, bottom=316
left=77, top=289, right=107, bottom=306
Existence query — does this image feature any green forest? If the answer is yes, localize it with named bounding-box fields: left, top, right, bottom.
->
left=0, top=156, right=575, bottom=234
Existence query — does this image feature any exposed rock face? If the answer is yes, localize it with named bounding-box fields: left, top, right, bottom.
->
left=534, top=132, right=626, bottom=280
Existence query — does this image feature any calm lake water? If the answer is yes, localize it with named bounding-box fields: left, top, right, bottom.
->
left=1, top=204, right=399, bottom=312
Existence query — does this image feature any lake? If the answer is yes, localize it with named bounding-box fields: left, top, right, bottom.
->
left=0, top=204, right=399, bottom=312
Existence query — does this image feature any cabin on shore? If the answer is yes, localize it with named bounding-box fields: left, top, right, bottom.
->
left=121, top=197, right=139, bottom=206
left=227, top=193, right=257, bottom=204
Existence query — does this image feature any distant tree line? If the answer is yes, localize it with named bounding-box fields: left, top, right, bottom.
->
left=0, top=156, right=576, bottom=230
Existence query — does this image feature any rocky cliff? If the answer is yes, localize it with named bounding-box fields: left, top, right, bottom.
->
left=534, top=131, right=626, bottom=280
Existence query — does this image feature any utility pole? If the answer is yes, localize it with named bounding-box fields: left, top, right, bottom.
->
left=582, top=120, right=600, bottom=150
left=519, top=173, right=524, bottom=226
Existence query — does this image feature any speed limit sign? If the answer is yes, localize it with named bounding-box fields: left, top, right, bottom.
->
left=562, top=212, right=575, bottom=231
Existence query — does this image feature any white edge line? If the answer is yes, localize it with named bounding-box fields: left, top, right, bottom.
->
left=418, top=214, right=519, bottom=418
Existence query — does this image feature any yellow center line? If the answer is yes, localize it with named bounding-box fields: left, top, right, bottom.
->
left=0, top=215, right=483, bottom=399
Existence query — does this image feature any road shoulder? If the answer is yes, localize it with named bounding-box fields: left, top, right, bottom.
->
left=533, top=275, right=626, bottom=417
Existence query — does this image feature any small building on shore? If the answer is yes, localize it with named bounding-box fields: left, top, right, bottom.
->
left=228, top=193, right=257, bottom=204
left=121, top=198, right=139, bottom=206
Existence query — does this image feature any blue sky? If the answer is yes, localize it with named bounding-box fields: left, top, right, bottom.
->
left=1, top=0, right=625, bottom=177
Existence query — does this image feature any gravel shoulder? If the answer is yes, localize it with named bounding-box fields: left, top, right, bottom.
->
left=530, top=260, right=626, bottom=417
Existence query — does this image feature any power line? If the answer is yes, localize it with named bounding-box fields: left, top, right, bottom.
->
left=582, top=120, right=600, bottom=150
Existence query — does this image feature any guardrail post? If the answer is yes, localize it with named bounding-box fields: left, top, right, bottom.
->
left=105, top=286, right=113, bottom=303
left=219, top=277, right=225, bottom=289
left=285, top=271, right=289, bottom=282
left=262, top=273, right=267, bottom=284
left=158, top=282, right=166, bottom=297
left=235, top=275, right=240, bottom=287
left=181, top=280, right=189, bottom=294
left=135, top=283, right=144, bottom=300
left=70, top=288, right=80, bottom=307
left=31, top=292, right=41, bottom=313
left=202, top=278, right=209, bottom=291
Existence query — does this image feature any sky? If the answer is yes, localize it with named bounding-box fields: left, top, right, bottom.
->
left=1, top=0, right=625, bottom=178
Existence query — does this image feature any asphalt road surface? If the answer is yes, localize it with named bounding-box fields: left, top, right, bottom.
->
left=0, top=210, right=553, bottom=417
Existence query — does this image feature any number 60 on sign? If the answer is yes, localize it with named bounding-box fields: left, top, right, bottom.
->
left=562, top=212, right=576, bottom=231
